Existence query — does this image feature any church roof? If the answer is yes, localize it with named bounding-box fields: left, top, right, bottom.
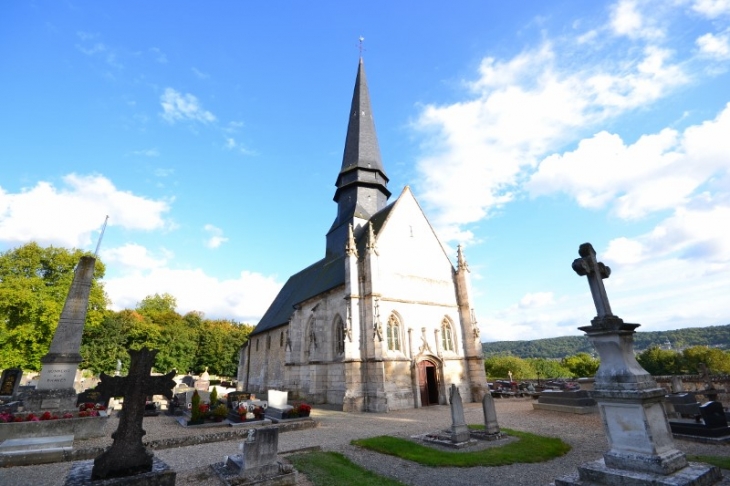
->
left=251, top=255, right=345, bottom=335
left=251, top=200, right=396, bottom=336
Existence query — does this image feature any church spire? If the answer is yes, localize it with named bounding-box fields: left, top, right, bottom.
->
left=326, top=57, right=391, bottom=257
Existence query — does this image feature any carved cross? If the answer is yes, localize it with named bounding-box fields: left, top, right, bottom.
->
left=91, top=348, right=176, bottom=479
left=572, top=243, right=614, bottom=318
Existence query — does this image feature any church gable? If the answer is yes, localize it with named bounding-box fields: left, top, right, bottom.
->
left=372, top=187, right=457, bottom=305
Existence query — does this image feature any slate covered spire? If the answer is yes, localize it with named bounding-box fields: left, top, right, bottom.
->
left=327, top=57, right=391, bottom=256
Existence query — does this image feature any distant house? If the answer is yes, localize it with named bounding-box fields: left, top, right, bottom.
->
left=237, top=58, right=488, bottom=412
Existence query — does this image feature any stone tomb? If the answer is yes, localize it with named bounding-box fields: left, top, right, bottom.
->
left=533, top=389, right=597, bottom=414
left=265, top=389, right=294, bottom=421
left=217, top=427, right=297, bottom=486
left=669, top=401, right=730, bottom=443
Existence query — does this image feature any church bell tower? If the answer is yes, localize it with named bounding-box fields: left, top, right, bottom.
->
left=326, top=58, right=391, bottom=257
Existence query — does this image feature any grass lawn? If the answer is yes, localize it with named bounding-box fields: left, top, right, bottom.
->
left=687, top=455, right=730, bottom=471
left=287, top=451, right=406, bottom=486
left=351, top=427, right=571, bottom=467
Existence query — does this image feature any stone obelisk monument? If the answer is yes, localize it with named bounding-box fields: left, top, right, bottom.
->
left=25, top=256, right=97, bottom=412
left=555, top=243, right=721, bottom=485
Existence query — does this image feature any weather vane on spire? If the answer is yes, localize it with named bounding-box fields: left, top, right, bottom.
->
left=358, top=36, right=365, bottom=57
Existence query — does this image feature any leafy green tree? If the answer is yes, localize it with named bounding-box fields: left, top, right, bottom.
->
left=636, top=346, right=681, bottom=375
left=680, top=346, right=730, bottom=375
left=561, top=352, right=600, bottom=378
left=195, top=319, right=253, bottom=376
left=136, top=293, right=178, bottom=317
left=0, top=243, right=108, bottom=370
left=526, top=358, right=571, bottom=379
left=484, top=355, right=534, bottom=380
left=80, top=311, right=130, bottom=375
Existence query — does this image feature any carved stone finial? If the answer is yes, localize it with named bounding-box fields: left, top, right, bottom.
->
left=366, top=222, right=377, bottom=254
left=346, top=224, right=358, bottom=257
left=457, top=245, right=469, bottom=271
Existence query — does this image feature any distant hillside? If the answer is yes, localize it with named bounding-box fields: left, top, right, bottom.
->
left=482, top=324, right=730, bottom=360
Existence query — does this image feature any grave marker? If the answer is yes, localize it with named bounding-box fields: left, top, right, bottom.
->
left=90, top=348, right=176, bottom=480
left=555, top=243, right=722, bottom=485
left=482, top=392, right=500, bottom=435
left=449, top=384, right=470, bottom=443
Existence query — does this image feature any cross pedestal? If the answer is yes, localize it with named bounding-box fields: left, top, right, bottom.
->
left=555, top=243, right=722, bottom=485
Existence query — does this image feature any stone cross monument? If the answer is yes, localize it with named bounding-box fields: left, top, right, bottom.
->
left=25, top=256, right=96, bottom=412
left=555, top=243, right=721, bottom=486
left=91, top=348, right=176, bottom=480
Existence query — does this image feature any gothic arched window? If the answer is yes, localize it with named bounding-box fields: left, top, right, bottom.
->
left=387, top=314, right=401, bottom=351
left=334, top=316, right=345, bottom=356
left=442, top=318, right=454, bottom=352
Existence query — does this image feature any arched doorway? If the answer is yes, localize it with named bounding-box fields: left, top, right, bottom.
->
left=418, top=359, right=440, bottom=406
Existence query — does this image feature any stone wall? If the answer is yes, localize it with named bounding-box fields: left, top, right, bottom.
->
left=654, top=374, right=730, bottom=403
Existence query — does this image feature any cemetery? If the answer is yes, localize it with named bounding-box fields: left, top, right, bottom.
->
left=1, top=244, right=729, bottom=485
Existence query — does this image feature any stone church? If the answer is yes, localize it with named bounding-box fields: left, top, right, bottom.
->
left=238, top=58, right=488, bottom=412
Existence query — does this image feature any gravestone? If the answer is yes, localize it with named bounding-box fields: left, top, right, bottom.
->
left=482, top=391, right=500, bottom=436
left=665, top=393, right=700, bottom=419
left=76, top=388, right=111, bottom=409
left=0, top=368, right=22, bottom=400
left=222, top=427, right=296, bottom=485
left=669, top=401, right=730, bottom=441
left=26, top=257, right=96, bottom=412
left=449, top=384, right=470, bottom=443
left=227, top=391, right=250, bottom=410
left=533, top=389, right=597, bottom=414
left=64, top=348, right=176, bottom=484
left=555, top=243, right=722, bottom=486
left=194, top=367, right=210, bottom=392
left=175, top=390, right=210, bottom=411
left=265, top=389, right=293, bottom=420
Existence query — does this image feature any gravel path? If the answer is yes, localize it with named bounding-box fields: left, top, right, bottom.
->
left=2, top=399, right=727, bottom=485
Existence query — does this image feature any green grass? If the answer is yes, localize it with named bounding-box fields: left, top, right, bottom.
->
left=351, top=427, right=571, bottom=467
left=687, top=455, right=730, bottom=470
left=287, top=451, right=406, bottom=486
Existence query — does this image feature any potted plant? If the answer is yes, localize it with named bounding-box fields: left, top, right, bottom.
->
left=252, top=406, right=265, bottom=421
left=212, top=404, right=228, bottom=422
left=237, top=405, right=248, bottom=422
left=297, top=403, right=312, bottom=417
left=188, top=390, right=204, bottom=425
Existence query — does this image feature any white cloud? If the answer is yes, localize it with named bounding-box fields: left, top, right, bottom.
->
left=0, top=174, right=171, bottom=249
left=203, top=224, right=228, bottom=249
left=696, top=32, right=730, bottom=59
left=528, top=103, right=730, bottom=219
left=192, top=67, right=210, bottom=79
left=692, top=0, right=730, bottom=18
left=610, top=0, right=664, bottom=40
left=160, top=88, right=216, bottom=124
left=101, top=243, right=169, bottom=272
left=414, top=39, right=687, bottom=241
left=604, top=237, right=645, bottom=265
left=131, top=148, right=159, bottom=157
left=518, top=292, right=555, bottom=309
left=105, top=267, right=281, bottom=323
left=149, top=47, right=168, bottom=64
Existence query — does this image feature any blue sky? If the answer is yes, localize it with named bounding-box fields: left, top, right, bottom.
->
left=2, top=1, right=729, bottom=342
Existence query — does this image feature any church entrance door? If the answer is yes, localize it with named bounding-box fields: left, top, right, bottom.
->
left=418, top=360, right=440, bottom=406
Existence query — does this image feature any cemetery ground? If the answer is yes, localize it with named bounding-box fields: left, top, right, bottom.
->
left=3, top=398, right=728, bottom=486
